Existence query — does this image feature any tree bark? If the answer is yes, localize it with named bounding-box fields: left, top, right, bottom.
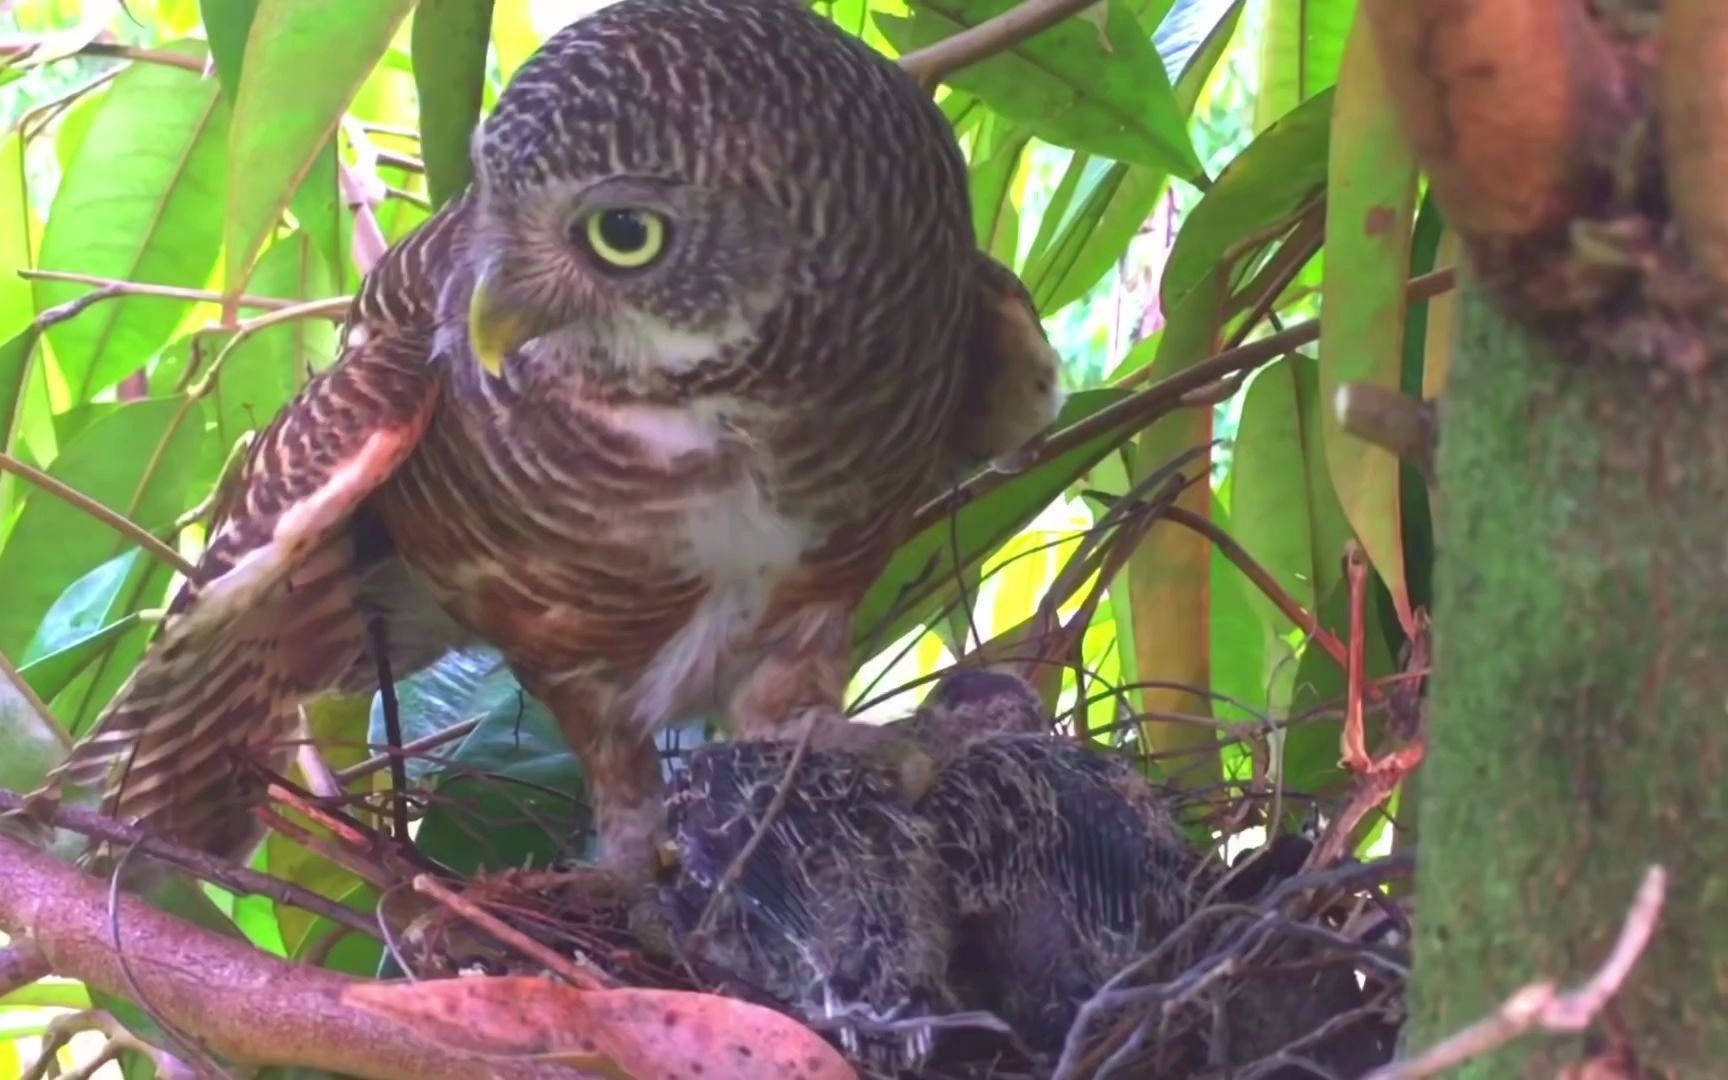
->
left=1412, top=283, right=1728, bottom=1072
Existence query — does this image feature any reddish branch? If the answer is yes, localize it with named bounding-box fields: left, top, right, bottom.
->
left=0, top=832, right=579, bottom=1078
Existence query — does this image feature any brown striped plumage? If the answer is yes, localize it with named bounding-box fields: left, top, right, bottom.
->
left=24, top=0, right=1062, bottom=878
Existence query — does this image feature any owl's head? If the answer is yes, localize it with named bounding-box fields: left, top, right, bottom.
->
left=457, top=0, right=969, bottom=396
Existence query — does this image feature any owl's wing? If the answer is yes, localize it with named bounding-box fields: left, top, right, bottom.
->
left=21, top=202, right=472, bottom=860
left=943, top=252, right=1065, bottom=476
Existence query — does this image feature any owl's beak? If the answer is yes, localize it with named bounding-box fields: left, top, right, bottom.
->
left=467, top=268, right=534, bottom=378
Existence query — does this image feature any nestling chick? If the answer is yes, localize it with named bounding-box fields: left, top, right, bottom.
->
left=660, top=739, right=959, bottom=1072
left=922, top=735, right=1196, bottom=1052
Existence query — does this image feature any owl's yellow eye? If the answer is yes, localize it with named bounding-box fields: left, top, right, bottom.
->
left=579, top=208, right=667, bottom=269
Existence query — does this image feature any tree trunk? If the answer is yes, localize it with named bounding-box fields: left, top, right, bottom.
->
left=1412, top=283, right=1728, bottom=1073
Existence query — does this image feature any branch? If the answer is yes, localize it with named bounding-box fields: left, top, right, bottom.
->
left=0, top=788, right=378, bottom=940
left=0, top=831, right=588, bottom=1079
left=411, top=874, right=613, bottom=991
left=0, top=452, right=196, bottom=577
left=911, top=267, right=1457, bottom=533
left=19, top=268, right=332, bottom=314
left=897, top=0, right=1101, bottom=88
left=1366, top=865, right=1667, bottom=1079
left=0, top=942, right=49, bottom=997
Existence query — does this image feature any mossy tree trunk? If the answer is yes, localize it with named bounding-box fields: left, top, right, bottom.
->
left=1412, top=284, right=1728, bottom=1073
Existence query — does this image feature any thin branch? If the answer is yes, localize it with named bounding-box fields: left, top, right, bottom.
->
left=333, top=718, right=480, bottom=785
left=410, top=874, right=613, bottom=992
left=0, top=789, right=377, bottom=940
left=1367, top=865, right=1667, bottom=1079
left=1163, top=506, right=1348, bottom=671
left=898, top=0, right=1102, bottom=88
left=18, top=269, right=330, bottom=314
left=0, top=452, right=195, bottom=577
left=908, top=268, right=1457, bottom=535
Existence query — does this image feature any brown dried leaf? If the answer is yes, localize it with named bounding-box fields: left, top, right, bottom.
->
left=344, top=977, right=857, bottom=1080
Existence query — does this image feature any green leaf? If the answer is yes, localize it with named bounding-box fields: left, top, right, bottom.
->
left=1319, top=21, right=1418, bottom=632
left=212, top=232, right=340, bottom=448
left=34, top=42, right=229, bottom=397
left=54, top=558, right=178, bottom=737
left=881, top=0, right=1202, bottom=178
left=200, top=0, right=261, bottom=97
left=413, top=0, right=496, bottom=208
left=1162, top=87, right=1333, bottom=312
left=1231, top=354, right=1353, bottom=627
left=414, top=663, right=591, bottom=876
left=1255, top=0, right=1357, bottom=132
left=1021, top=0, right=1244, bottom=312
left=0, top=396, right=206, bottom=659
left=0, top=654, right=70, bottom=792
left=226, top=0, right=417, bottom=296
left=0, top=131, right=32, bottom=344
left=18, top=613, right=141, bottom=704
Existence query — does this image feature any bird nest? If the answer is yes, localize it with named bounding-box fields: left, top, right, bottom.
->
left=392, top=742, right=1409, bottom=1080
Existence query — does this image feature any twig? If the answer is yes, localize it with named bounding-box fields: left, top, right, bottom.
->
left=0, top=452, right=195, bottom=577
left=19, top=269, right=323, bottom=313
left=0, top=788, right=378, bottom=940
left=367, top=618, right=412, bottom=845
left=1340, top=541, right=1372, bottom=772
left=332, top=718, right=480, bottom=784
left=410, top=874, right=613, bottom=992
left=689, top=717, right=820, bottom=944
left=897, top=0, right=1102, bottom=88
left=1366, top=865, right=1667, bottom=1079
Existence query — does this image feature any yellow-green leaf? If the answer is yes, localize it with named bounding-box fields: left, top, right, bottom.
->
left=225, top=0, right=416, bottom=298
left=1319, top=17, right=1418, bottom=632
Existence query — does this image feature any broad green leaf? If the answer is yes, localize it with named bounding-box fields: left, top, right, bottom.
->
left=226, top=0, right=417, bottom=297
left=368, top=644, right=511, bottom=786
left=1255, top=0, right=1357, bottom=133
left=880, top=0, right=1202, bottom=178
left=413, top=0, right=496, bottom=208
left=0, top=132, right=32, bottom=343
left=200, top=0, right=261, bottom=97
left=1231, top=354, right=1352, bottom=627
left=967, top=116, right=1029, bottom=265
left=415, top=665, right=590, bottom=875
left=212, top=232, right=340, bottom=448
left=0, top=396, right=205, bottom=659
left=1319, top=21, right=1417, bottom=633
left=21, top=547, right=142, bottom=664
left=0, top=652, right=70, bottom=792
left=54, top=524, right=181, bottom=736
left=34, top=43, right=228, bottom=397
left=19, top=613, right=140, bottom=703
left=1162, top=87, right=1333, bottom=312
left=1022, top=0, right=1245, bottom=312
left=1123, top=272, right=1222, bottom=789
left=268, top=693, right=376, bottom=963
left=1207, top=485, right=1279, bottom=728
